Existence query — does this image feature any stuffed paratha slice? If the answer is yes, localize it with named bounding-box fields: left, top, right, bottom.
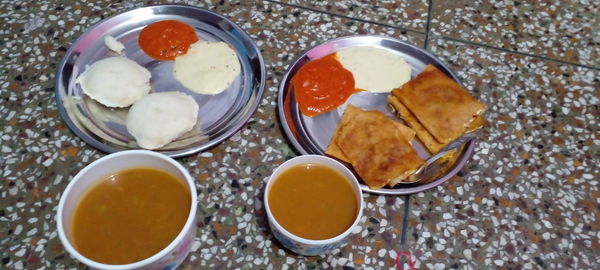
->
left=335, top=105, right=423, bottom=189
left=392, top=64, right=486, bottom=144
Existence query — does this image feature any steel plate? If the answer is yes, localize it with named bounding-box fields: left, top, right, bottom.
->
left=55, top=4, right=265, bottom=157
left=278, top=35, right=476, bottom=195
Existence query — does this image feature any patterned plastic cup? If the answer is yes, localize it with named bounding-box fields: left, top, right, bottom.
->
left=264, top=155, right=364, bottom=256
left=57, top=150, right=197, bottom=270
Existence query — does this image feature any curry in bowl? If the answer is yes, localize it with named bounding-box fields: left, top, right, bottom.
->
left=71, top=167, right=190, bottom=265
left=268, top=163, right=358, bottom=240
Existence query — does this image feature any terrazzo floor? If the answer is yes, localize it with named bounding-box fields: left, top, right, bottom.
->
left=0, top=0, right=598, bottom=269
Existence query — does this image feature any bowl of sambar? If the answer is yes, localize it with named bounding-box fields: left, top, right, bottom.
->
left=264, top=155, right=363, bottom=256
left=57, top=150, right=197, bottom=270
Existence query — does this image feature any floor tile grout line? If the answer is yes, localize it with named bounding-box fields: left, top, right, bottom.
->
left=432, top=35, right=600, bottom=70
left=265, top=0, right=599, bottom=71
left=423, top=0, right=434, bottom=48
left=265, top=0, right=425, bottom=35
left=397, top=0, right=432, bottom=254
left=400, top=195, right=411, bottom=247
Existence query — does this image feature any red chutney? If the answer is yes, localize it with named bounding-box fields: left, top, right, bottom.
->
left=138, top=20, right=199, bottom=61
left=291, top=54, right=358, bottom=117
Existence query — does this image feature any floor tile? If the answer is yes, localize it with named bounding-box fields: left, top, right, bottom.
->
left=275, top=0, right=429, bottom=32
left=401, top=37, right=599, bottom=269
left=429, top=0, right=600, bottom=67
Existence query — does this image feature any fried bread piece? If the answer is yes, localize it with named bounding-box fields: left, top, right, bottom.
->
left=388, top=95, right=445, bottom=153
left=326, top=105, right=416, bottom=163
left=388, top=95, right=458, bottom=163
left=324, top=142, right=350, bottom=163
left=333, top=105, right=423, bottom=189
left=325, top=109, right=354, bottom=163
left=466, top=114, right=487, bottom=132
left=391, top=64, right=486, bottom=144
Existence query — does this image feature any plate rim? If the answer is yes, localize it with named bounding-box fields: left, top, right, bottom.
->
left=277, top=34, right=476, bottom=195
left=54, top=4, right=266, bottom=158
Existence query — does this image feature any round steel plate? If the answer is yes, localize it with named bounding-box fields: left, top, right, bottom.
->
left=55, top=4, right=265, bottom=157
left=278, top=35, right=476, bottom=195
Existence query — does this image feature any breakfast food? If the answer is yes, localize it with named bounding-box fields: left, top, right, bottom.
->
left=173, top=41, right=241, bottom=95
left=104, top=35, right=124, bottom=55
left=76, top=56, right=151, bottom=108
left=389, top=64, right=486, bottom=153
left=126, top=92, right=199, bottom=149
left=336, top=46, right=411, bottom=93
left=324, top=102, right=361, bottom=163
left=138, top=20, right=199, bottom=61
left=72, top=167, right=190, bottom=264
left=268, top=163, right=358, bottom=240
left=326, top=108, right=416, bottom=163
left=291, top=53, right=358, bottom=117
left=327, top=105, right=423, bottom=188
left=290, top=46, right=412, bottom=117
left=388, top=95, right=446, bottom=154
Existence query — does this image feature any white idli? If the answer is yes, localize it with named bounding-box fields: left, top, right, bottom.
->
left=173, top=41, right=240, bottom=95
left=76, top=56, right=151, bottom=107
left=336, top=46, right=411, bottom=93
left=126, top=92, right=199, bottom=150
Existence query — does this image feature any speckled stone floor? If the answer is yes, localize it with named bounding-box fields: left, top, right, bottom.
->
left=0, top=0, right=598, bottom=269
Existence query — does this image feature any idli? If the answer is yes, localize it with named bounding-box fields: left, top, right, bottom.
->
left=173, top=41, right=240, bottom=95
left=336, top=46, right=411, bottom=93
left=126, top=92, right=199, bottom=150
left=76, top=56, right=151, bottom=107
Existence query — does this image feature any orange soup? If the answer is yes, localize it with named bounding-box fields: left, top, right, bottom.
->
left=268, top=163, right=358, bottom=240
left=72, top=167, right=190, bottom=265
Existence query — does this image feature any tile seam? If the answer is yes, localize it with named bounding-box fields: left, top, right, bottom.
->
left=423, top=0, right=434, bottom=48
left=397, top=0, right=431, bottom=256
left=400, top=195, right=411, bottom=248
left=265, top=0, right=426, bottom=35
left=263, top=0, right=599, bottom=71
left=428, top=35, right=600, bottom=71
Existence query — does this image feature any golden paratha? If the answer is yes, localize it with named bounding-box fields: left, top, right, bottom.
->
left=326, top=105, right=416, bottom=163
left=333, top=105, right=423, bottom=189
left=388, top=95, right=444, bottom=153
left=391, top=64, right=486, bottom=144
